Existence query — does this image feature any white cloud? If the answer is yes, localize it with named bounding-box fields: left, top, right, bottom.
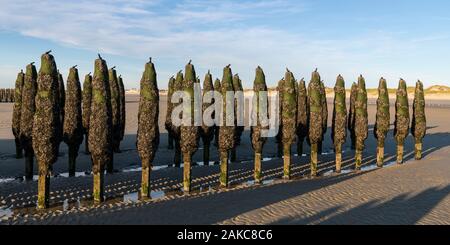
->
left=0, top=0, right=447, bottom=88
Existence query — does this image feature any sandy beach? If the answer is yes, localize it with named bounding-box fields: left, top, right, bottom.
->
left=1, top=94, right=450, bottom=225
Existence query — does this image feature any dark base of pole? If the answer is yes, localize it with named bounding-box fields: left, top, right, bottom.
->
left=277, top=142, right=282, bottom=158
left=15, top=139, right=23, bottom=159
left=113, top=143, right=121, bottom=153
left=25, top=153, right=34, bottom=181
left=106, top=154, right=114, bottom=174
left=203, top=143, right=210, bottom=166
left=84, top=135, right=90, bottom=154
left=297, top=138, right=304, bottom=156
left=174, top=140, right=181, bottom=168
left=168, top=134, right=174, bottom=150
left=68, top=146, right=77, bottom=177
left=214, top=132, right=219, bottom=147
left=230, top=148, right=237, bottom=162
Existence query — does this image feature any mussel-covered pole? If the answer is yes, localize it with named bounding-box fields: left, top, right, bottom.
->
left=88, top=55, right=112, bottom=203
left=180, top=60, right=199, bottom=192
left=172, top=71, right=184, bottom=167
left=58, top=72, right=65, bottom=136
left=109, top=66, right=121, bottom=155
left=82, top=73, right=92, bottom=153
left=394, top=79, right=410, bottom=164
left=213, top=78, right=221, bottom=147
left=33, top=51, right=61, bottom=209
left=374, top=77, right=390, bottom=167
left=201, top=71, right=214, bottom=166
left=12, top=70, right=24, bottom=159
left=411, top=80, right=426, bottom=160
left=118, top=75, right=126, bottom=149
left=251, top=66, right=268, bottom=183
left=348, top=82, right=358, bottom=150
left=136, top=58, right=160, bottom=198
left=63, top=66, right=83, bottom=177
left=296, top=78, right=308, bottom=156
left=219, top=65, right=236, bottom=188
left=20, top=63, right=37, bottom=180
left=308, top=69, right=323, bottom=177
left=319, top=80, right=327, bottom=154
left=165, top=76, right=175, bottom=150
left=231, top=74, right=244, bottom=162
left=280, top=69, right=297, bottom=179
left=354, top=75, right=368, bottom=170
left=331, top=75, right=347, bottom=173
left=275, top=78, right=285, bottom=158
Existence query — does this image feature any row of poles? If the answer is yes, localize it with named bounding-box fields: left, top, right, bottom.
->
left=8, top=51, right=426, bottom=210
left=0, top=88, right=15, bottom=102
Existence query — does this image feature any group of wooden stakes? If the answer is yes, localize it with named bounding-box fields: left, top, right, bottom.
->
left=0, top=88, right=16, bottom=103
left=8, top=51, right=426, bottom=210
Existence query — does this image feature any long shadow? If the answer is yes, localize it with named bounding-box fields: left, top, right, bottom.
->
left=26, top=172, right=368, bottom=225
left=1, top=130, right=450, bottom=211
left=269, top=185, right=450, bottom=225
left=322, top=185, right=450, bottom=225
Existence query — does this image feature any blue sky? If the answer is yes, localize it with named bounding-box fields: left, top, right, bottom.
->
left=1, top=0, right=450, bottom=89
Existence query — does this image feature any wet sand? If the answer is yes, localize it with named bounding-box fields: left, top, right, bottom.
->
left=1, top=94, right=450, bottom=224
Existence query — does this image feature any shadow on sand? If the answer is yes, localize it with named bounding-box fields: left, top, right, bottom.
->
left=269, top=185, right=450, bottom=225
left=1, top=125, right=450, bottom=224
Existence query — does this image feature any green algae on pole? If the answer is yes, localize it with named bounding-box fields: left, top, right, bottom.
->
left=82, top=73, right=92, bottom=153
left=354, top=75, right=368, bottom=170
left=33, top=51, right=61, bottom=209
left=251, top=66, right=268, bottom=184
left=394, top=79, right=410, bottom=164
left=280, top=68, right=297, bottom=179
left=411, top=80, right=426, bottom=160
left=12, top=70, right=24, bottom=159
left=200, top=71, right=214, bottom=166
left=88, top=54, right=113, bottom=204
left=331, top=75, right=347, bottom=173
left=136, top=58, right=160, bottom=199
left=374, top=77, right=390, bottom=167
left=63, top=66, right=83, bottom=177
left=348, top=82, right=358, bottom=150
left=307, top=69, right=323, bottom=177
left=296, top=78, right=308, bottom=157
left=219, top=65, right=236, bottom=188
left=180, top=60, right=199, bottom=193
